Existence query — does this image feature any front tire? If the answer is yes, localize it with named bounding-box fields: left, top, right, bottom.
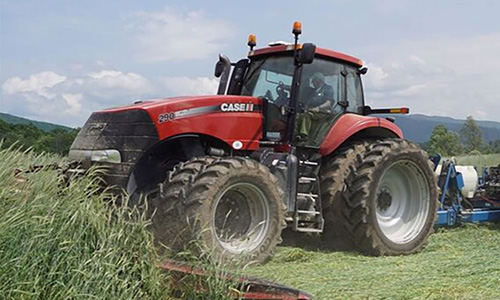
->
left=150, top=157, right=285, bottom=264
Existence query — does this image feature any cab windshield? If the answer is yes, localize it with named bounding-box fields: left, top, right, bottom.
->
left=241, top=55, right=364, bottom=114
left=241, top=56, right=295, bottom=106
left=241, top=54, right=364, bottom=146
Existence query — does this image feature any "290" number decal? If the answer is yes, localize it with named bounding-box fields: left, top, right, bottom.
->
left=158, top=112, right=175, bottom=123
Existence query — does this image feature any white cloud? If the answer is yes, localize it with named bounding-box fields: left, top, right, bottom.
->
left=62, top=93, right=83, bottom=115
left=86, top=70, right=151, bottom=91
left=1, top=70, right=221, bottom=126
left=364, top=63, right=389, bottom=89
left=2, top=72, right=67, bottom=97
left=1, top=70, right=153, bottom=126
left=361, top=32, right=500, bottom=121
left=129, top=8, right=235, bottom=62
left=159, top=76, right=218, bottom=96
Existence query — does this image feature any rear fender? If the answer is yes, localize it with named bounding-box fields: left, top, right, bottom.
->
left=319, top=114, right=403, bottom=156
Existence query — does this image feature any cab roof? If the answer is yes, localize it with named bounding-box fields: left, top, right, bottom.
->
left=248, top=44, right=363, bottom=68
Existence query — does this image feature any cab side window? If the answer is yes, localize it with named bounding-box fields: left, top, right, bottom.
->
left=299, top=59, right=343, bottom=112
left=345, top=67, right=364, bottom=114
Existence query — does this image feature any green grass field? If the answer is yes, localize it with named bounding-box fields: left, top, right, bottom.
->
left=455, top=153, right=500, bottom=169
left=246, top=154, right=500, bottom=299
left=249, top=225, right=500, bottom=299
left=2, top=147, right=500, bottom=300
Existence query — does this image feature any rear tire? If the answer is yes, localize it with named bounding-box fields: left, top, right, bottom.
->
left=150, top=157, right=285, bottom=264
left=320, top=143, right=368, bottom=250
left=325, top=139, right=438, bottom=255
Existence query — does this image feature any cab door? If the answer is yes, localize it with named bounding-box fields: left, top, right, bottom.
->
left=295, top=58, right=365, bottom=147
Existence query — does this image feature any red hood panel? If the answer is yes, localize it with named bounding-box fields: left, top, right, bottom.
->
left=98, top=95, right=263, bottom=151
left=100, top=95, right=258, bottom=113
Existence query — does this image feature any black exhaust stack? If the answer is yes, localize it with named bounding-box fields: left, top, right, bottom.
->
left=214, top=54, right=231, bottom=95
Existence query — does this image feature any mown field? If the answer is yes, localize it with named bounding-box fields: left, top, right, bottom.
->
left=247, top=152, right=500, bottom=299
left=249, top=225, right=500, bottom=299
left=2, top=147, right=500, bottom=300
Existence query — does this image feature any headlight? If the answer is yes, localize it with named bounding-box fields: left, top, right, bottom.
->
left=90, top=150, right=121, bottom=163
left=69, top=149, right=122, bottom=164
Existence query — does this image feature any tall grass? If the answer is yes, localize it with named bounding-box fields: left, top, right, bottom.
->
left=170, top=246, right=246, bottom=300
left=0, top=147, right=169, bottom=300
left=0, top=146, right=243, bottom=300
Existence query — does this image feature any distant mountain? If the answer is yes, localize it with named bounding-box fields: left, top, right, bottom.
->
left=0, top=112, right=72, bottom=132
left=388, top=114, right=500, bottom=143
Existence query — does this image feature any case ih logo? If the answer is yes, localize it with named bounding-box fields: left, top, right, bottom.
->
left=220, top=103, right=255, bottom=112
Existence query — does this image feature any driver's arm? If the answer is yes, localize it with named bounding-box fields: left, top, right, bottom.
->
left=310, top=99, right=332, bottom=112
left=317, top=99, right=332, bottom=110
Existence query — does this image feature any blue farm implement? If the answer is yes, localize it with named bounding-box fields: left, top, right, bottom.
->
left=434, top=156, right=500, bottom=226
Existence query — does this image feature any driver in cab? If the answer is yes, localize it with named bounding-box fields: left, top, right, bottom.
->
left=297, top=72, right=334, bottom=144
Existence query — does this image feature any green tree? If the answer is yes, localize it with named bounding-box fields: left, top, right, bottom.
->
left=0, top=119, right=42, bottom=149
left=428, top=124, right=463, bottom=156
left=460, top=115, right=483, bottom=153
left=1, top=119, right=79, bottom=155
left=33, top=128, right=79, bottom=155
left=489, top=139, right=500, bottom=154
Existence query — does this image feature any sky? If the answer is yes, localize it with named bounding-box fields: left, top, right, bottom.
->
left=1, top=0, right=499, bottom=127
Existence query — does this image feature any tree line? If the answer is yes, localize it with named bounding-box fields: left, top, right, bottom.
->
left=0, top=119, right=79, bottom=155
left=422, top=116, right=500, bottom=156
left=1, top=115, right=498, bottom=157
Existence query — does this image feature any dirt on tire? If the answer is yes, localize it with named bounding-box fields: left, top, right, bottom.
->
left=322, top=139, right=438, bottom=255
left=320, top=143, right=369, bottom=251
left=150, top=156, right=286, bottom=264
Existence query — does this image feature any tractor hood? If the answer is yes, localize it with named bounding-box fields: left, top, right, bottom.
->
left=73, top=94, right=264, bottom=153
left=99, top=95, right=263, bottom=145
left=101, top=95, right=260, bottom=115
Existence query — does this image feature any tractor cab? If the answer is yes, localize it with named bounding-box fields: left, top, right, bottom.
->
left=215, top=23, right=366, bottom=149
left=242, top=47, right=365, bottom=147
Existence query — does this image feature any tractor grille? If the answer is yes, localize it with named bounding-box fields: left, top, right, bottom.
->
left=70, top=109, right=159, bottom=190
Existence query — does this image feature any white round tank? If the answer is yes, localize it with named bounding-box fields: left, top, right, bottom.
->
left=455, top=166, right=478, bottom=199
left=435, top=164, right=478, bottom=199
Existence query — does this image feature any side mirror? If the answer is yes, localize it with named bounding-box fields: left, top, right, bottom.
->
left=298, top=43, right=316, bottom=64
left=358, top=67, right=368, bottom=75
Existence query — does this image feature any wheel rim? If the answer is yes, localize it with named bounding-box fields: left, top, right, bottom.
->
left=375, top=160, right=430, bottom=244
left=212, top=182, right=270, bottom=254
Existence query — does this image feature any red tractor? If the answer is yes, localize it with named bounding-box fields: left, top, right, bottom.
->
left=69, top=22, right=438, bottom=264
